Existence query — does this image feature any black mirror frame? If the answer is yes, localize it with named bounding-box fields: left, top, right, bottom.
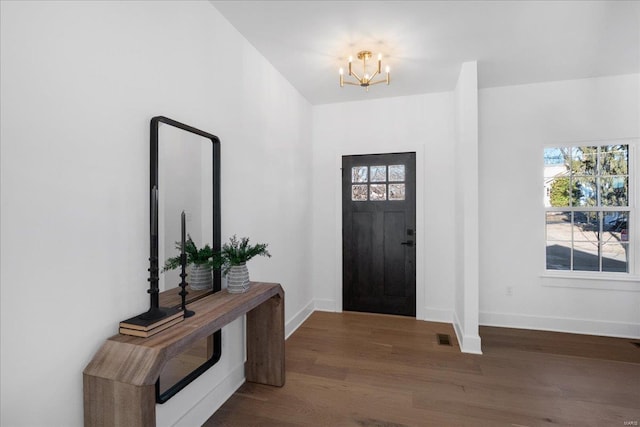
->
left=149, top=115, right=222, bottom=403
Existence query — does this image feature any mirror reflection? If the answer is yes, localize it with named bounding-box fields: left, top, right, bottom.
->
left=158, top=124, right=214, bottom=292
left=157, top=334, right=215, bottom=396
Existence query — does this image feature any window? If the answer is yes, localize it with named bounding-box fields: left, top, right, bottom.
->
left=351, top=164, right=406, bottom=201
left=544, top=144, right=630, bottom=273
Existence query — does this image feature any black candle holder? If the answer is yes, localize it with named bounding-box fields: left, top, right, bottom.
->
left=139, top=243, right=168, bottom=321
left=179, top=253, right=195, bottom=318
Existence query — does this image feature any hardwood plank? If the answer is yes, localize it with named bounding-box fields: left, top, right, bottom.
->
left=205, top=311, right=640, bottom=426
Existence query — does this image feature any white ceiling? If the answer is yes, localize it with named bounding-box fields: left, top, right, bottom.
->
left=211, top=1, right=640, bottom=105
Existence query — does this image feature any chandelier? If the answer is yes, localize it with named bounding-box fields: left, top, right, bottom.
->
left=339, top=50, right=390, bottom=91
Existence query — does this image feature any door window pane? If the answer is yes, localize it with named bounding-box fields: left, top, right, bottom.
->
left=370, top=166, right=387, bottom=182
left=370, top=184, right=386, bottom=200
left=352, top=166, right=368, bottom=183
left=388, top=165, right=405, bottom=182
left=389, top=184, right=405, bottom=201
left=352, top=184, right=368, bottom=201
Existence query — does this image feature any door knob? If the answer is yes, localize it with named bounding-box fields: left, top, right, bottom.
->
left=400, top=240, right=414, bottom=247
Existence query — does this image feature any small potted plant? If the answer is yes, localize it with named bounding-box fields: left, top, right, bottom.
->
left=213, top=235, right=271, bottom=293
left=163, top=235, right=214, bottom=290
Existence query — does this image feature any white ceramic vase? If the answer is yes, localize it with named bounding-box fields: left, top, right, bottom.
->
left=227, top=263, right=250, bottom=293
left=188, top=264, right=213, bottom=290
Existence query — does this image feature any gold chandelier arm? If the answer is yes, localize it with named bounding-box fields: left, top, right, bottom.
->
left=349, top=69, right=362, bottom=82
left=341, top=81, right=360, bottom=86
left=368, top=69, right=380, bottom=82
left=369, top=79, right=388, bottom=86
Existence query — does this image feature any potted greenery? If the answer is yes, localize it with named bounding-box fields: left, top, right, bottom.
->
left=213, top=235, right=271, bottom=293
left=163, top=235, right=214, bottom=290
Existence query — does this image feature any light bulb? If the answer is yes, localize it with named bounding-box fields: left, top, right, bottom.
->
left=378, top=53, right=382, bottom=60
left=339, top=68, right=344, bottom=75
left=385, top=66, right=390, bottom=73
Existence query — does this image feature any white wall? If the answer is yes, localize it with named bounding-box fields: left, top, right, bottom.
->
left=479, top=73, right=640, bottom=338
left=0, top=2, right=313, bottom=426
left=452, top=62, right=482, bottom=354
left=311, top=93, right=456, bottom=322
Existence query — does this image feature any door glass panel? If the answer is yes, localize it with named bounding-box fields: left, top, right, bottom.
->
left=352, top=166, right=368, bottom=183
left=370, top=166, right=387, bottom=182
left=388, top=165, right=405, bottom=182
left=369, top=184, right=386, bottom=200
left=352, top=184, right=368, bottom=201
left=389, top=184, right=405, bottom=201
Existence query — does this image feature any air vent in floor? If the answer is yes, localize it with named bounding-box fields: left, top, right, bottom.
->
left=437, top=333, right=452, bottom=346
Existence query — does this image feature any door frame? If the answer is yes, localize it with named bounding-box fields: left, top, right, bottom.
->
left=333, top=144, right=426, bottom=320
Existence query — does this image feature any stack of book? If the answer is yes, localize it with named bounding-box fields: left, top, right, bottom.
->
left=119, top=307, right=184, bottom=338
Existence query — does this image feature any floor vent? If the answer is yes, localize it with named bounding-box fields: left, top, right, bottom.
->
left=437, top=333, right=452, bottom=346
left=632, top=342, right=640, bottom=349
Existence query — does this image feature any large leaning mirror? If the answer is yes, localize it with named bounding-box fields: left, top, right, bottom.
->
left=150, top=116, right=221, bottom=403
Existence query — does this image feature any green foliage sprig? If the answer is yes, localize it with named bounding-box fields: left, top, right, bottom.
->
left=162, top=234, right=214, bottom=272
left=213, top=235, right=271, bottom=274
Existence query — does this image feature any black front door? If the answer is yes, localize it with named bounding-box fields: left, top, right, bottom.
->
left=342, top=152, right=416, bottom=316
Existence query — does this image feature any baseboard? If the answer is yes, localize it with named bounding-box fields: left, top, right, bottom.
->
left=314, top=298, right=337, bottom=312
left=423, top=307, right=453, bottom=323
left=460, top=334, right=482, bottom=354
left=452, top=310, right=483, bottom=354
left=480, top=311, right=640, bottom=339
left=285, top=299, right=315, bottom=339
left=171, top=361, right=245, bottom=427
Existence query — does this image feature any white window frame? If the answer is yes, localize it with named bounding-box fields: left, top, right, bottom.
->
left=541, top=139, right=640, bottom=290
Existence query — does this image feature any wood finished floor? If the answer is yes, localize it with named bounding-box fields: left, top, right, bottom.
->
left=204, top=311, right=640, bottom=427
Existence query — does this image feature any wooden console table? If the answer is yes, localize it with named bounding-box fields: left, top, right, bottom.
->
left=83, top=282, right=284, bottom=427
